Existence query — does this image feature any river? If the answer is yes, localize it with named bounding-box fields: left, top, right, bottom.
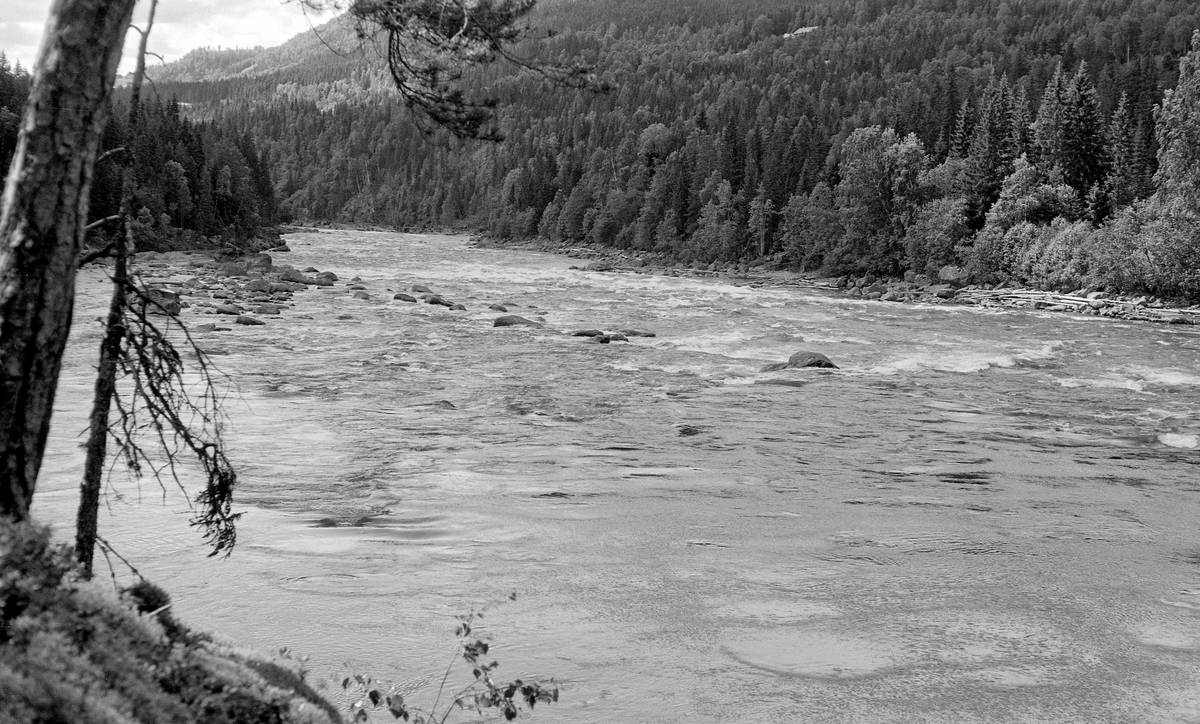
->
left=32, top=230, right=1200, bottom=723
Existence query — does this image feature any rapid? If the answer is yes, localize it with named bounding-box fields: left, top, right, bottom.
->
left=33, top=230, right=1200, bottom=723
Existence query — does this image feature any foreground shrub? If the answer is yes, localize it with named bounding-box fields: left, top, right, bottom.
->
left=0, top=519, right=339, bottom=724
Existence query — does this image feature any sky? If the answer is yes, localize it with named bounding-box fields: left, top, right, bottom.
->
left=0, top=0, right=334, bottom=75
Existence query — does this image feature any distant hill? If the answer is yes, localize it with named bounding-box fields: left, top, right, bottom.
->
left=150, top=14, right=365, bottom=84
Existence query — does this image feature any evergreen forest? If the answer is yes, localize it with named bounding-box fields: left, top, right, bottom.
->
left=10, top=0, right=1200, bottom=296
left=0, top=54, right=278, bottom=252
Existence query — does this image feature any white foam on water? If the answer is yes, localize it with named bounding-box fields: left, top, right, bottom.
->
left=1128, top=366, right=1200, bottom=388
left=1058, top=376, right=1147, bottom=392
left=1058, top=366, right=1200, bottom=393
left=871, top=341, right=1063, bottom=375
left=658, top=328, right=769, bottom=358
left=1158, top=433, right=1200, bottom=449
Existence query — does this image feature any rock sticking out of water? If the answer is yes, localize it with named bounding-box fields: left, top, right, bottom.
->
left=394, top=293, right=417, bottom=302
left=761, top=351, right=839, bottom=372
left=586, top=333, right=628, bottom=344
left=494, top=315, right=542, bottom=328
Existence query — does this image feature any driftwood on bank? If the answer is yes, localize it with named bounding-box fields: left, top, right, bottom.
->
left=955, top=288, right=1200, bottom=324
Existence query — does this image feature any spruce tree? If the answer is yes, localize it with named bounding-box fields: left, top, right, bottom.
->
left=1106, top=93, right=1140, bottom=208
left=963, top=75, right=1020, bottom=228
left=1059, top=63, right=1109, bottom=199
left=948, top=97, right=974, bottom=159
left=1030, top=63, right=1066, bottom=172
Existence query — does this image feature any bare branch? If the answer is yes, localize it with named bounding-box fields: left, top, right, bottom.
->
left=84, top=215, right=121, bottom=232
left=96, top=147, right=127, bottom=165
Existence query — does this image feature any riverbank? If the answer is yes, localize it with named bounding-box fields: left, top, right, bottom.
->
left=473, top=236, right=1200, bottom=325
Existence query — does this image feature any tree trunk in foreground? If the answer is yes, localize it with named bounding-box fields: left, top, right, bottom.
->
left=0, top=0, right=136, bottom=521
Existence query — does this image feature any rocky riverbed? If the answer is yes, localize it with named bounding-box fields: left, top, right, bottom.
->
left=41, top=229, right=1200, bottom=724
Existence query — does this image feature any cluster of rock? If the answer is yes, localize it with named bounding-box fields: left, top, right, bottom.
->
left=127, top=250, right=670, bottom=346
left=393, top=283, right=469, bottom=310
left=569, top=328, right=657, bottom=344
left=834, top=267, right=962, bottom=302
left=125, top=249, right=338, bottom=327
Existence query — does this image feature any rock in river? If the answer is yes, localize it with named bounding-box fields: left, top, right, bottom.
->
left=494, top=315, right=542, bottom=328
left=393, top=293, right=418, bottom=302
left=235, top=315, right=266, bottom=326
left=760, top=350, right=838, bottom=372
left=279, top=268, right=317, bottom=285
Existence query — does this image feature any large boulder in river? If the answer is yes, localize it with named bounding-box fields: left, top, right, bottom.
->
left=494, top=315, right=543, bottom=328
left=315, top=271, right=338, bottom=285
left=278, top=267, right=318, bottom=285
left=243, top=278, right=273, bottom=293
left=760, top=350, right=838, bottom=372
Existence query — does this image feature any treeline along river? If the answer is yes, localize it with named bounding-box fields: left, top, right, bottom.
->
left=33, top=231, right=1200, bottom=722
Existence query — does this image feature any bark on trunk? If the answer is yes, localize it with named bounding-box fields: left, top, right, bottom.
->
left=0, top=0, right=137, bottom=521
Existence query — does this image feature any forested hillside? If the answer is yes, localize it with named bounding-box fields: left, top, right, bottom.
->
left=27, top=1, right=1200, bottom=295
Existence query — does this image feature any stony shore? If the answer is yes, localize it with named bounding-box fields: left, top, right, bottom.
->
left=474, top=236, right=1200, bottom=326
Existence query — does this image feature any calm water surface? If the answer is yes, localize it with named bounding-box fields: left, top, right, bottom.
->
left=34, top=231, right=1200, bottom=723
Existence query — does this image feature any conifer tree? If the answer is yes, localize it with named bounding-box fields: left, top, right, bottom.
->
left=1106, top=93, right=1141, bottom=208
left=963, top=75, right=1020, bottom=228
left=1030, top=63, right=1067, bottom=171
left=948, top=97, right=974, bottom=159
left=1059, top=63, right=1109, bottom=199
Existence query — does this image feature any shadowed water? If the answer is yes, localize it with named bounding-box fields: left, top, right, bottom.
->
left=34, top=231, right=1200, bottom=723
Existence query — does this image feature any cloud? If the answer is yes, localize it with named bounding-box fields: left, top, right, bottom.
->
left=0, top=0, right=333, bottom=74
left=0, top=21, right=45, bottom=71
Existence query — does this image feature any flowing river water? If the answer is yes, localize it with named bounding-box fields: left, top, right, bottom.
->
left=32, top=230, right=1200, bottom=723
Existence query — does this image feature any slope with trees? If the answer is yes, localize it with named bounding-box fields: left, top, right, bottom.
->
left=153, top=0, right=1200, bottom=298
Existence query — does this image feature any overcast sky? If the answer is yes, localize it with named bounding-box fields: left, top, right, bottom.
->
left=0, top=0, right=333, bottom=75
